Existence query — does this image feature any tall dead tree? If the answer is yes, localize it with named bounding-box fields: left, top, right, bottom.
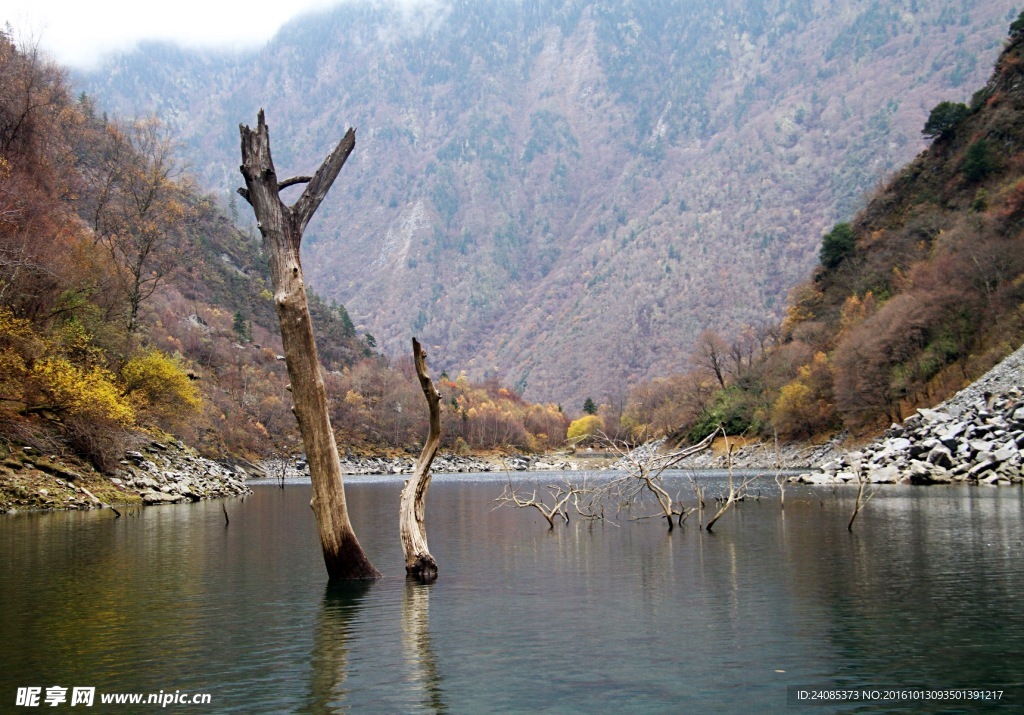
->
left=238, top=110, right=379, bottom=580
left=400, top=338, right=440, bottom=581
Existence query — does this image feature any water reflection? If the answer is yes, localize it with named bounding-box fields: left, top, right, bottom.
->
left=402, top=581, right=446, bottom=713
left=3, top=480, right=1023, bottom=712
left=305, top=581, right=374, bottom=714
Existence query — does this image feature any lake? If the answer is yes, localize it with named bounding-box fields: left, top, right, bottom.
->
left=1, top=473, right=1022, bottom=713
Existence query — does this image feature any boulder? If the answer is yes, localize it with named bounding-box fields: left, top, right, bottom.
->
left=917, top=408, right=950, bottom=423
left=868, top=465, right=900, bottom=483
left=908, top=460, right=952, bottom=484
left=926, top=445, right=954, bottom=469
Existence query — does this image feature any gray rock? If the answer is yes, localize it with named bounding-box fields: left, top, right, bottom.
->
left=869, top=465, right=900, bottom=483
left=993, top=446, right=1017, bottom=463
left=917, top=408, right=950, bottom=423
left=909, top=461, right=952, bottom=485
left=967, top=460, right=996, bottom=479
left=141, top=491, right=179, bottom=504
left=969, top=440, right=995, bottom=454
left=926, top=445, right=954, bottom=468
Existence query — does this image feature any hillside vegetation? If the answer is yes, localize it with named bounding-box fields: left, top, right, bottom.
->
left=80, top=0, right=1020, bottom=406
left=620, top=16, right=1024, bottom=444
left=0, top=32, right=568, bottom=475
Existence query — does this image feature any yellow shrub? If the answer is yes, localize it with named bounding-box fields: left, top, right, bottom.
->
left=567, top=414, right=604, bottom=443
left=31, top=357, right=135, bottom=425
left=0, top=309, right=33, bottom=403
left=121, top=349, right=201, bottom=414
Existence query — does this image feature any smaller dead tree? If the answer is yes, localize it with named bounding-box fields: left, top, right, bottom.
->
left=400, top=338, right=440, bottom=581
left=847, top=472, right=876, bottom=532
left=689, top=476, right=706, bottom=528
left=494, top=477, right=592, bottom=529
left=704, top=437, right=761, bottom=532
left=596, top=431, right=717, bottom=531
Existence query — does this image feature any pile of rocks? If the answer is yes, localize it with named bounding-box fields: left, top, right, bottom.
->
left=794, top=389, right=1024, bottom=486
left=265, top=451, right=581, bottom=479
left=112, top=441, right=252, bottom=504
left=680, top=437, right=846, bottom=471
left=606, top=438, right=666, bottom=470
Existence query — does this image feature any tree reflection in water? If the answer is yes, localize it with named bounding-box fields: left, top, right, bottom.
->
left=307, top=581, right=373, bottom=713
left=403, top=580, right=447, bottom=713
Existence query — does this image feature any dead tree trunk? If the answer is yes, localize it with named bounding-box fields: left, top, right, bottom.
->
left=238, top=110, right=380, bottom=580
left=400, top=338, right=440, bottom=581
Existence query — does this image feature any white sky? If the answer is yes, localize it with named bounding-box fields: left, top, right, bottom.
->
left=5, top=0, right=343, bottom=69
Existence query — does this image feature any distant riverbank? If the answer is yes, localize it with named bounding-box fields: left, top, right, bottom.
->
left=7, top=342, right=1023, bottom=513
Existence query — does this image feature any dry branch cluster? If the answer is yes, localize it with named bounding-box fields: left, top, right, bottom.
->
left=496, top=430, right=765, bottom=532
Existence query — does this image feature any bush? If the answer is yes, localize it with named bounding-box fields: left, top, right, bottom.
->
left=922, top=101, right=969, bottom=139
left=771, top=353, right=837, bottom=438
left=30, top=358, right=134, bottom=425
left=962, top=139, right=995, bottom=182
left=686, top=385, right=759, bottom=442
left=567, top=414, right=604, bottom=444
left=121, top=349, right=202, bottom=419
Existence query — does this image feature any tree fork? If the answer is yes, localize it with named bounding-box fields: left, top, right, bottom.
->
left=238, top=110, right=379, bottom=579
left=400, top=338, right=441, bottom=582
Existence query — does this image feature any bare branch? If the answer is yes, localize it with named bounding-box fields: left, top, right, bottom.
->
left=278, top=175, right=312, bottom=190
left=705, top=432, right=762, bottom=532
left=292, top=128, right=356, bottom=236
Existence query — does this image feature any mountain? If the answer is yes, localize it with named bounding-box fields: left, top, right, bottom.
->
left=79, top=0, right=1020, bottom=408
left=620, top=14, right=1024, bottom=445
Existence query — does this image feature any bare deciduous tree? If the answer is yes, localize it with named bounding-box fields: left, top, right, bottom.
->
left=590, top=431, right=717, bottom=531
left=495, top=477, right=590, bottom=529
left=89, top=117, right=188, bottom=334
left=704, top=437, right=760, bottom=532
left=238, top=110, right=379, bottom=580
left=847, top=472, right=876, bottom=532
left=693, top=329, right=729, bottom=388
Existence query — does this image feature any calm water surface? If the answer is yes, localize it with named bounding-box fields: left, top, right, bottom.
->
left=1, top=473, right=1022, bottom=713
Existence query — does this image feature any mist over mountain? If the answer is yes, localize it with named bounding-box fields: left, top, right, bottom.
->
left=80, top=0, right=1019, bottom=407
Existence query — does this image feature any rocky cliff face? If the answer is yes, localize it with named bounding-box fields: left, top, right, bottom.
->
left=81, top=0, right=1019, bottom=406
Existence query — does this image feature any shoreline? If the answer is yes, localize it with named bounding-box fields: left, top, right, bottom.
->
left=0, top=439, right=250, bottom=514
left=6, top=342, right=1023, bottom=513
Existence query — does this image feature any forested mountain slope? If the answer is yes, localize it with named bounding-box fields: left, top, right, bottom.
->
left=781, top=17, right=1024, bottom=432
left=80, top=0, right=1019, bottom=406
left=622, top=15, right=1024, bottom=444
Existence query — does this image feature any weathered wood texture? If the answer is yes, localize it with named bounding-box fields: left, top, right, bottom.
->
left=238, top=110, right=379, bottom=579
left=400, top=338, right=440, bottom=581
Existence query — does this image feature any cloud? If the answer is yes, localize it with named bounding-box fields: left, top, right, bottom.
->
left=5, top=0, right=345, bottom=68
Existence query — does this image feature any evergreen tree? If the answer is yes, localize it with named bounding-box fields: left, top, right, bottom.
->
left=819, top=223, right=856, bottom=270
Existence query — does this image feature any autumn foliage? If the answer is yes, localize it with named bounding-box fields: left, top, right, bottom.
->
left=0, top=31, right=567, bottom=467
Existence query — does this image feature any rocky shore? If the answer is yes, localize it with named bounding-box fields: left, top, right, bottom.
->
left=7, top=343, right=1022, bottom=513
left=791, top=343, right=1024, bottom=486
left=652, top=342, right=1024, bottom=486
left=114, top=441, right=252, bottom=504
left=793, top=389, right=1024, bottom=485
left=1, top=439, right=251, bottom=513
left=261, top=451, right=590, bottom=480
